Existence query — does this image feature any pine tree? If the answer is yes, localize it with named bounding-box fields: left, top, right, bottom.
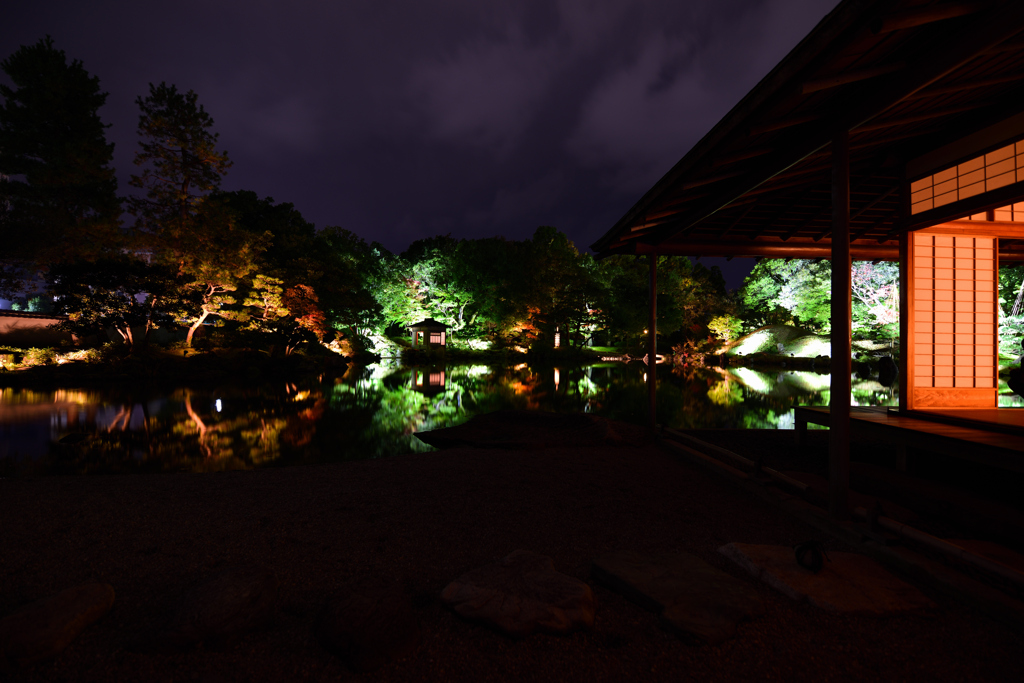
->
left=130, top=83, right=269, bottom=347
left=0, top=36, right=121, bottom=275
left=129, top=81, right=232, bottom=238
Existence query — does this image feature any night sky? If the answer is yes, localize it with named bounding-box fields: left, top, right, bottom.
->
left=2, top=0, right=838, bottom=289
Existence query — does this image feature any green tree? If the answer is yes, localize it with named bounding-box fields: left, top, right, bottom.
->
left=741, top=259, right=900, bottom=338
left=447, top=236, right=533, bottom=345
left=741, top=259, right=830, bottom=331
left=314, top=226, right=382, bottom=344
left=0, top=37, right=121, bottom=283
left=402, top=235, right=475, bottom=332
left=525, top=227, right=605, bottom=348
left=594, top=255, right=726, bottom=349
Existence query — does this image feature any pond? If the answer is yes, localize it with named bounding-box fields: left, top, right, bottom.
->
left=0, top=360, right=915, bottom=476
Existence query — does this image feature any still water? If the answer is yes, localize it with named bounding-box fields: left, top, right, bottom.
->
left=1, top=360, right=902, bottom=475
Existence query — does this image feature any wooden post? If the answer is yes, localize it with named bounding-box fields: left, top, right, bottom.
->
left=648, top=253, right=658, bottom=428
left=830, top=130, right=851, bottom=520
left=899, top=230, right=910, bottom=412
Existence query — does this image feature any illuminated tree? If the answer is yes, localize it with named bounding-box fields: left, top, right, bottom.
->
left=0, top=37, right=120, bottom=284
left=741, top=259, right=900, bottom=338
left=402, top=235, right=474, bottom=332
left=129, top=85, right=270, bottom=346
left=741, top=259, right=829, bottom=331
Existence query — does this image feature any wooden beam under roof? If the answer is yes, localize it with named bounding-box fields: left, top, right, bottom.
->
left=630, top=2, right=1024, bottom=249
left=802, top=62, right=906, bottom=94
left=590, top=0, right=885, bottom=254
left=872, top=1, right=990, bottom=34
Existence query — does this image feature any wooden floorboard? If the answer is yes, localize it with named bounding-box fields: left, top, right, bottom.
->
left=794, top=405, right=1024, bottom=472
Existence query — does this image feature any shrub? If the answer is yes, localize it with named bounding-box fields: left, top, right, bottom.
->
left=708, top=314, right=743, bottom=342
left=20, top=347, right=57, bottom=367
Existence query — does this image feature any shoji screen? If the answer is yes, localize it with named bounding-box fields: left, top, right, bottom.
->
left=909, top=231, right=997, bottom=408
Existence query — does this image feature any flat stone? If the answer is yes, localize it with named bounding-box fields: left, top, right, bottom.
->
left=315, top=585, right=420, bottom=672
left=441, top=550, right=596, bottom=638
left=591, top=551, right=763, bottom=644
left=719, top=543, right=935, bottom=615
left=153, top=565, right=278, bottom=650
left=0, top=582, right=115, bottom=666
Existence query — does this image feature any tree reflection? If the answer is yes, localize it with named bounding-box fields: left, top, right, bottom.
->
left=0, top=362, right=899, bottom=475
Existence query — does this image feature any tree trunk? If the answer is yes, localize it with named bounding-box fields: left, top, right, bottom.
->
left=143, top=296, right=158, bottom=345
left=186, top=309, right=210, bottom=347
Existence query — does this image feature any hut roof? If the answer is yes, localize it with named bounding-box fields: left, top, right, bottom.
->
left=408, top=318, right=449, bottom=330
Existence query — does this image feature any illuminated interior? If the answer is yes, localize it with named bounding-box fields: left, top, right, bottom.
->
left=908, top=230, right=998, bottom=408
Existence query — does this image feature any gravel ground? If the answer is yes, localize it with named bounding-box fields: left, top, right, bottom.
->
left=2, top=420, right=1023, bottom=682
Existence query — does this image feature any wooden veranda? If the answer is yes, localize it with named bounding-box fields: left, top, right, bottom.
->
left=590, top=0, right=1024, bottom=518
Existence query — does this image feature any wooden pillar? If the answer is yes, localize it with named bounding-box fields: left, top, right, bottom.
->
left=829, top=130, right=851, bottom=520
left=648, top=253, right=658, bottom=428
left=898, top=231, right=910, bottom=412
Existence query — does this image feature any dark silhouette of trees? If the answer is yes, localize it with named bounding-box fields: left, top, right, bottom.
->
left=0, top=36, right=121, bottom=290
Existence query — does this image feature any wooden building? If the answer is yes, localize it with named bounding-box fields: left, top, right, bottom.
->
left=409, top=318, right=449, bottom=349
left=590, top=0, right=1024, bottom=518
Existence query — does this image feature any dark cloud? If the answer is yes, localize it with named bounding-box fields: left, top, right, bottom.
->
left=2, top=0, right=838, bottom=287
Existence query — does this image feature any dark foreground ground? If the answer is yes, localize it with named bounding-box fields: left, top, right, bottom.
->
left=1, top=419, right=1022, bottom=682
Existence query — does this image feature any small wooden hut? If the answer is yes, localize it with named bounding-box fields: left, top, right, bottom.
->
left=409, top=318, right=449, bottom=348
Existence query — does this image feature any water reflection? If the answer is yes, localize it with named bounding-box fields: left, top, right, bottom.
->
left=1, top=361, right=905, bottom=475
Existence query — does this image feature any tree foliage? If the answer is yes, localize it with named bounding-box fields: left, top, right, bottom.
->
left=128, top=84, right=267, bottom=346
left=740, top=259, right=899, bottom=338
left=0, top=36, right=120, bottom=278
left=47, top=255, right=174, bottom=349
left=129, top=82, right=231, bottom=236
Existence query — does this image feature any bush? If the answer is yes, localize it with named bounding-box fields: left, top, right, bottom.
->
left=20, top=347, right=57, bottom=367
left=708, top=314, right=743, bottom=342
left=56, top=347, right=104, bottom=364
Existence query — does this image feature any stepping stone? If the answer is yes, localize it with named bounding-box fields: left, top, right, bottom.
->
left=146, top=565, right=278, bottom=651
left=719, top=543, right=935, bottom=615
left=0, top=582, right=115, bottom=666
left=441, top=550, right=596, bottom=638
left=591, top=551, right=763, bottom=644
left=315, top=585, right=420, bottom=672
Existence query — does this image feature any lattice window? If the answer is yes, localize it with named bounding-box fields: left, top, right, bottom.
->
left=912, top=234, right=995, bottom=389
left=911, top=141, right=1024, bottom=215
left=965, top=202, right=1024, bottom=222
left=430, top=332, right=442, bottom=344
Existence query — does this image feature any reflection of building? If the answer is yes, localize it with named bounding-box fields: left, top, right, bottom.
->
left=409, top=318, right=449, bottom=348
left=411, top=367, right=447, bottom=395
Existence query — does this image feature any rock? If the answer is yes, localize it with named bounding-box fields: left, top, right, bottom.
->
left=591, top=551, right=763, bottom=644
left=315, top=585, right=420, bottom=672
left=877, top=355, right=898, bottom=387
left=150, top=565, right=278, bottom=650
left=441, top=550, right=596, bottom=638
left=719, top=543, right=935, bottom=615
left=0, top=582, right=115, bottom=666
